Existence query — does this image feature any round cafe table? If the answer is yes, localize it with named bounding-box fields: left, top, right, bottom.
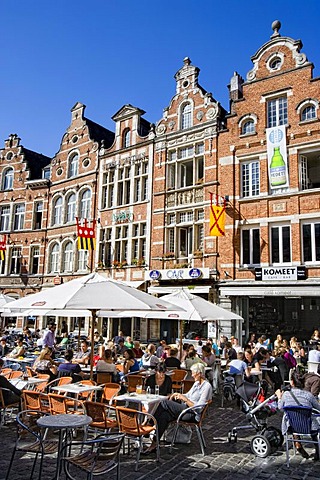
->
left=37, top=413, right=92, bottom=480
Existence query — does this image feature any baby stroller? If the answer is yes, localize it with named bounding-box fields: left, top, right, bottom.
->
left=227, top=380, right=283, bottom=457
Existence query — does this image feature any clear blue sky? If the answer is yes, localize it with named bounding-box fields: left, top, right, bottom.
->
left=1, top=0, right=320, bottom=157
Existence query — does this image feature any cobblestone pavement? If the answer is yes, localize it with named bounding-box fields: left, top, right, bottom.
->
left=1, top=396, right=320, bottom=480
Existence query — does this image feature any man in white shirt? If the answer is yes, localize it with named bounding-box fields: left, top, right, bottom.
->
left=308, top=345, right=320, bottom=363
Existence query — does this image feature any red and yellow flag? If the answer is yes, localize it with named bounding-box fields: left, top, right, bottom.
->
left=76, top=218, right=96, bottom=251
left=0, top=235, right=6, bottom=261
left=209, top=194, right=226, bottom=237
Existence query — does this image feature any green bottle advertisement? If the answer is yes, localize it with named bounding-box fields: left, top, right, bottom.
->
left=270, top=146, right=287, bottom=187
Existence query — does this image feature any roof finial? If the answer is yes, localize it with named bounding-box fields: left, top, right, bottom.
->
left=183, top=57, right=191, bottom=66
left=271, top=20, right=281, bottom=38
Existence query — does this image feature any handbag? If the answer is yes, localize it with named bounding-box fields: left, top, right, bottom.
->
left=164, top=424, right=192, bottom=444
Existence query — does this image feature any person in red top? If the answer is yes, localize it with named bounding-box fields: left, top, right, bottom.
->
left=132, top=340, right=144, bottom=359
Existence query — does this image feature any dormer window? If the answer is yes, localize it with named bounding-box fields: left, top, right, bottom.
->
left=242, top=120, right=255, bottom=135
left=181, top=103, right=192, bottom=130
left=239, top=114, right=257, bottom=136
left=123, top=129, right=131, bottom=148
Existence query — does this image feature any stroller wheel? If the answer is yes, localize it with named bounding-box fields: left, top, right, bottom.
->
left=263, top=427, right=284, bottom=448
left=250, top=435, right=271, bottom=458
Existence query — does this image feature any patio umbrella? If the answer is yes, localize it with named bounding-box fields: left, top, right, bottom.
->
left=5, top=273, right=183, bottom=377
left=0, top=293, right=15, bottom=311
left=120, top=289, right=243, bottom=354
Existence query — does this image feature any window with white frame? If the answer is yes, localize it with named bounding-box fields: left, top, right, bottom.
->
left=114, top=225, right=130, bottom=265
left=241, top=228, right=260, bottom=266
left=134, top=161, right=148, bottom=202
left=79, top=189, right=91, bottom=219
left=0, top=206, right=10, bottom=231
left=302, top=221, right=320, bottom=263
left=13, top=204, right=25, bottom=230
left=10, top=247, right=21, bottom=274
left=267, top=97, right=288, bottom=128
left=49, top=243, right=60, bottom=273
left=241, top=161, right=260, bottom=197
left=52, top=196, right=63, bottom=226
left=102, top=169, right=115, bottom=209
left=68, top=152, right=79, bottom=178
left=131, top=222, right=147, bottom=264
left=77, top=249, right=88, bottom=271
left=117, top=166, right=131, bottom=206
left=123, top=129, right=130, bottom=148
left=98, top=228, right=112, bottom=267
left=181, top=103, right=192, bottom=129
left=2, top=168, right=14, bottom=191
left=271, top=224, right=291, bottom=264
left=66, top=193, right=76, bottom=223
left=299, top=152, right=320, bottom=190
left=301, top=105, right=316, bottom=122
left=242, top=120, right=255, bottom=135
left=34, top=201, right=43, bottom=230
left=166, top=208, right=204, bottom=260
left=30, top=246, right=40, bottom=274
left=62, top=241, right=74, bottom=272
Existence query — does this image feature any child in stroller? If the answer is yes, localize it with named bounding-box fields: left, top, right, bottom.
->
left=228, top=380, right=283, bottom=457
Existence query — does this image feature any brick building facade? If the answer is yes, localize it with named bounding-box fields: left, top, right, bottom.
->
left=1, top=21, right=319, bottom=343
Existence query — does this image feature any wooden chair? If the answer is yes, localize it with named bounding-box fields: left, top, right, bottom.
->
left=169, top=400, right=212, bottom=455
left=5, top=410, right=59, bottom=480
left=101, top=383, right=121, bottom=405
left=171, top=370, right=188, bottom=393
left=1, top=368, right=12, bottom=378
left=116, top=406, right=160, bottom=471
left=46, top=376, right=73, bottom=393
left=182, top=378, right=195, bottom=393
left=96, top=372, right=112, bottom=385
left=26, top=366, right=37, bottom=377
left=22, top=390, right=49, bottom=412
left=9, top=370, right=23, bottom=379
left=61, top=433, right=124, bottom=480
left=48, top=393, right=85, bottom=415
left=75, top=379, right=97, bottom=402
left=85, top=401, right=118, bottom=433
left=126, top=374, right=145, bottom=393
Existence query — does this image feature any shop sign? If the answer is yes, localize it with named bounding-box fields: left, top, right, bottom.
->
left=146, top=268, right=210, bottom=281
left=53, top=276, right=62, bottom=285
left=255, top=266, right=306, bottom=281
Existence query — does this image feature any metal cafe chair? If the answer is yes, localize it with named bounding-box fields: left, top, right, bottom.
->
left=283, top=405, right=320, bottom=466
left=84, top=401, right=118, bottom=434
left=116, top=406, right=160, bottom=471
left=61, top=433, right=125, bottom=480
left=169, top=401, right=212, bottom=455
left=5, top=409, right=59, bottom=480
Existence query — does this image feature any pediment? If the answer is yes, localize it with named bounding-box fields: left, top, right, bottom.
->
left=112, top=104, right=145, bottom=121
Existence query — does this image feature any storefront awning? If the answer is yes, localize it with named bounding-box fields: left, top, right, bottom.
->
left=148, top=285, right=211, bottom=294
left=220, top=282, right=320, bottom=297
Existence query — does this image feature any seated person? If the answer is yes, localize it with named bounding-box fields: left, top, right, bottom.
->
left=124, top=336, right=134, bottom=349
left=164, top=348, right=181, bottom=369
left=276, top=371, right=320, bottom=460
left=308, top=345, right=320, bottom=363
left=7, top=337, right=25, bottom=358
left=201, top=345, right=216, bottom=367
left=140, top=344, right=159, bottom=369
left=58, top=349, right=85, bottom=379
left=143, top=363, right=212, bottom=454
left=0, top=358, right=22, bottom=405
left=33, top=347, right=58, bottom=381
left=182, top=349, right=206, bottom=370
left=268, top=349, right=289, bottom=390
left=116, top=340, right=128, bottom=356
left=310, top=329, right=320, bottom=346
left=96, top=348, right=119, bottom=382
left=145, top=363, right=172, bottom=395
left=132, top=341, right=144, bottom=359
left=73, top=340, right=91, bottom=365
left=303, top=372, right=320, bottom=397
left=0, top=337, right=10, bottom=357
left=222, top=342, right=237, bottom=361
left=228, top=352, right=251, bottom=377
left=57, top=332, right=69, bottom=348
left=123, top=348, right=140, bottom=375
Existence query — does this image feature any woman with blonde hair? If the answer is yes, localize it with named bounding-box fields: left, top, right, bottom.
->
left=33, top=347, right=57, bottom=380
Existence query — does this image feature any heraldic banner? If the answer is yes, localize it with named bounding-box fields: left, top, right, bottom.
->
left=76, top=218, right=96, bottom=250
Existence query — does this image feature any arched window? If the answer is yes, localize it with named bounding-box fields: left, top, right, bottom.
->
left=2, top=168, right=14, bottom=190
left=242, top=120, right=255, bottom=135
left=123, top=129, right=131, bottom=148
left=181, top=103, right=192, bottom=129
left=62, top=241, right=74, bottom=272
left=66, top=193, right=76, bottom=223
left=301, top=105, right=316, bottom=122
left=68, top=152, right=79, bottom=178
left=49, top=243, right=60, bottom=273
left=52, top=196, right=63, bottom=225
left=79, top=189, right=91, bottom=219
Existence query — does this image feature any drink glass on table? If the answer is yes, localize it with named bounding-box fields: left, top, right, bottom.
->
left=136, top=384, right=142, bottom=394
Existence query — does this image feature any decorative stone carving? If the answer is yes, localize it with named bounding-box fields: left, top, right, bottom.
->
left=206, top=106, right=218, bottom=120
left=168, top=121, right=175, bottom=130
left=197, top=111, right=204, bottom=121
left=156, top=124, right=166, bottom=135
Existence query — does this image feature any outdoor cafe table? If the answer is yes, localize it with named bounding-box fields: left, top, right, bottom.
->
left=10, top=376, right=47, bottom=390
left=37, top=413, right=92, bottom=480
left=114, top=392, right=168, bottom=415
left=51, top=383, right=103, bottom=401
